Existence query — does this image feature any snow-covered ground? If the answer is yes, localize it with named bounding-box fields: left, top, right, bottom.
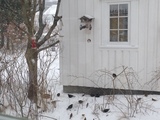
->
left=40, top=84, right=160, bottom=120
left=36, top=54, right=160, bottom=120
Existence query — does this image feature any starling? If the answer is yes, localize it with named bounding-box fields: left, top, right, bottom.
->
left=67, top=104, right=73, bottom=110
left=90, top=94, right=95, bottom=97
left=57, top=93, right=60, bottom=97
left=78, top=100, right=83, bottom=104
left=102, top=108, right=110, bottom=113
left=69, top=113, right=73, bottom=119
left=68, top=94, right=75, bottom=98
left=82, top=94, right=85, bottom=96
left=144, top=93, right=148, bottom=97
left=95, top=94, right=100, bottom=97
left=137, top=98, right=142, bottom=101
left=86, top=103, right=89, bottom=108
left=152, top=98, right=157, bottom=101
left=112, top=73, right=117, bottom=78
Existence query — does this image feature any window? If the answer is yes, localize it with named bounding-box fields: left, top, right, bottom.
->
left=110, top=4, right=128, bottom=42
left=101, top=0, right=138, bottom=48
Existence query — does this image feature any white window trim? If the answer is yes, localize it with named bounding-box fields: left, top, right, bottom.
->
left=101, top=0, right=139, bottom=49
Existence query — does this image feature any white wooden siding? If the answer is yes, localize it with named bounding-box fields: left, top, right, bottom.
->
left=60, top=0, right=160, bottom=91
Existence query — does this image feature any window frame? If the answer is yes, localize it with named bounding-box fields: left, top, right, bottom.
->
left=109, top=3, right=129, bottom=43
left=101, top=0, right=140, bottom=48
left=108, top=2, right=130, bottom=46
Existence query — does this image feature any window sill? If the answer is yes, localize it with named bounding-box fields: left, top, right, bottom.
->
left=100, top=45, right=138, bottom=49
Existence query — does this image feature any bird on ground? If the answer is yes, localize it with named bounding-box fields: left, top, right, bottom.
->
left=86, top=103, right=89, bottom=108
left=144, top=93, right=148, bottom=97
left=68, top=94, right=75, bottom=98
left=101, top=108, right=110, bottom=113
left=137, top=98, right=142, bottom=101
left=90, top=94, right=95, bottom=97
left=69, top=113, right=73, bottom=119
left=57, top=93, right=60, bottom=97
left=95, top=94, right=100, bottom=97
left=82, top=94, right=85, bottom=96
left=78, top=100, right=83, bottom=104
left=67, top=104, right=73, bottom=110
left=152, top=98, right=157, bottom=101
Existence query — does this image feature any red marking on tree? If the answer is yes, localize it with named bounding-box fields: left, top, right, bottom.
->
left=31, top=37, right=37, bottom=49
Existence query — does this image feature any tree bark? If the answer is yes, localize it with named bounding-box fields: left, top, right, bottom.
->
left=6, top=37, right=10, bottom=50
left=0, top=30, right=4, bottom=48
left=25, top=48, right=38, bottom=103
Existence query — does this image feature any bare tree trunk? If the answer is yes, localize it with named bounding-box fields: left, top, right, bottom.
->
left=0, top=30, right=4, bottom=48
left=6, top=37, right=10, bottom=50
left=21, top=0, right=61, bottom=104
left=25, top=48, right=38, bottom=103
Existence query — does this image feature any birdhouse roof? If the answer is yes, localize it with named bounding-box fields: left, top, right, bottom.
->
left=80, top=15, right=94, bottom=21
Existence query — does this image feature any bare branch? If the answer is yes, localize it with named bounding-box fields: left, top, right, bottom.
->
left=11, top=22, right=29, bottom=35
left=37, top=0, right=62, bottom=47
left=55, top=0, right=61, bottom=17
left=37, top=40, right=59, bottom=53
left=20, top=1, right=31, bottom=36
left=35, top=0, right=46, bottom=41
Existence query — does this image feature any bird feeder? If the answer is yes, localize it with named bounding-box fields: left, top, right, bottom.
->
left=31, top=36, right=37, bottom=49
left=79, top=15, right=94, bottom=30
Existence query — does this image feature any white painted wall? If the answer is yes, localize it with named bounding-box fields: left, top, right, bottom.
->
left=60, top=0, right=160, bottom=91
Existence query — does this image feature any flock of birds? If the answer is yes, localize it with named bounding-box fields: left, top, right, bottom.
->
left=56, top=93, right=110, bottom=120
left=55, top=89, right=159, bottom=120
left=66, top=94, right=109, bottom=112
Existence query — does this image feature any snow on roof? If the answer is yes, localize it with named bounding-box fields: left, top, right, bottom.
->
left=35, top=5, right=57, bottom=25
left=44, top=5, right=57, bottom=15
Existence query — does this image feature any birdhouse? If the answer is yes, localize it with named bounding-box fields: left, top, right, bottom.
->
left=79, top=15, right=94, bottom=30
left=31, top=36, right=37, bottom=49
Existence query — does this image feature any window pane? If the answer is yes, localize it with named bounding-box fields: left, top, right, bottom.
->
left=110, top=18, right=118, bottom=29
left=119, top=30, right=128, bottom=42
left=119, top=17, right=128, bottom=29
left=119, top=4, right=128, bottom=16
left=110, top=5, right=118, bottom=16
left=110, top=30, right=118, bottom=42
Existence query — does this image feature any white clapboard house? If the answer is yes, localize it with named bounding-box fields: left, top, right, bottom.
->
left=60, top=0, right=160, bottom=94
